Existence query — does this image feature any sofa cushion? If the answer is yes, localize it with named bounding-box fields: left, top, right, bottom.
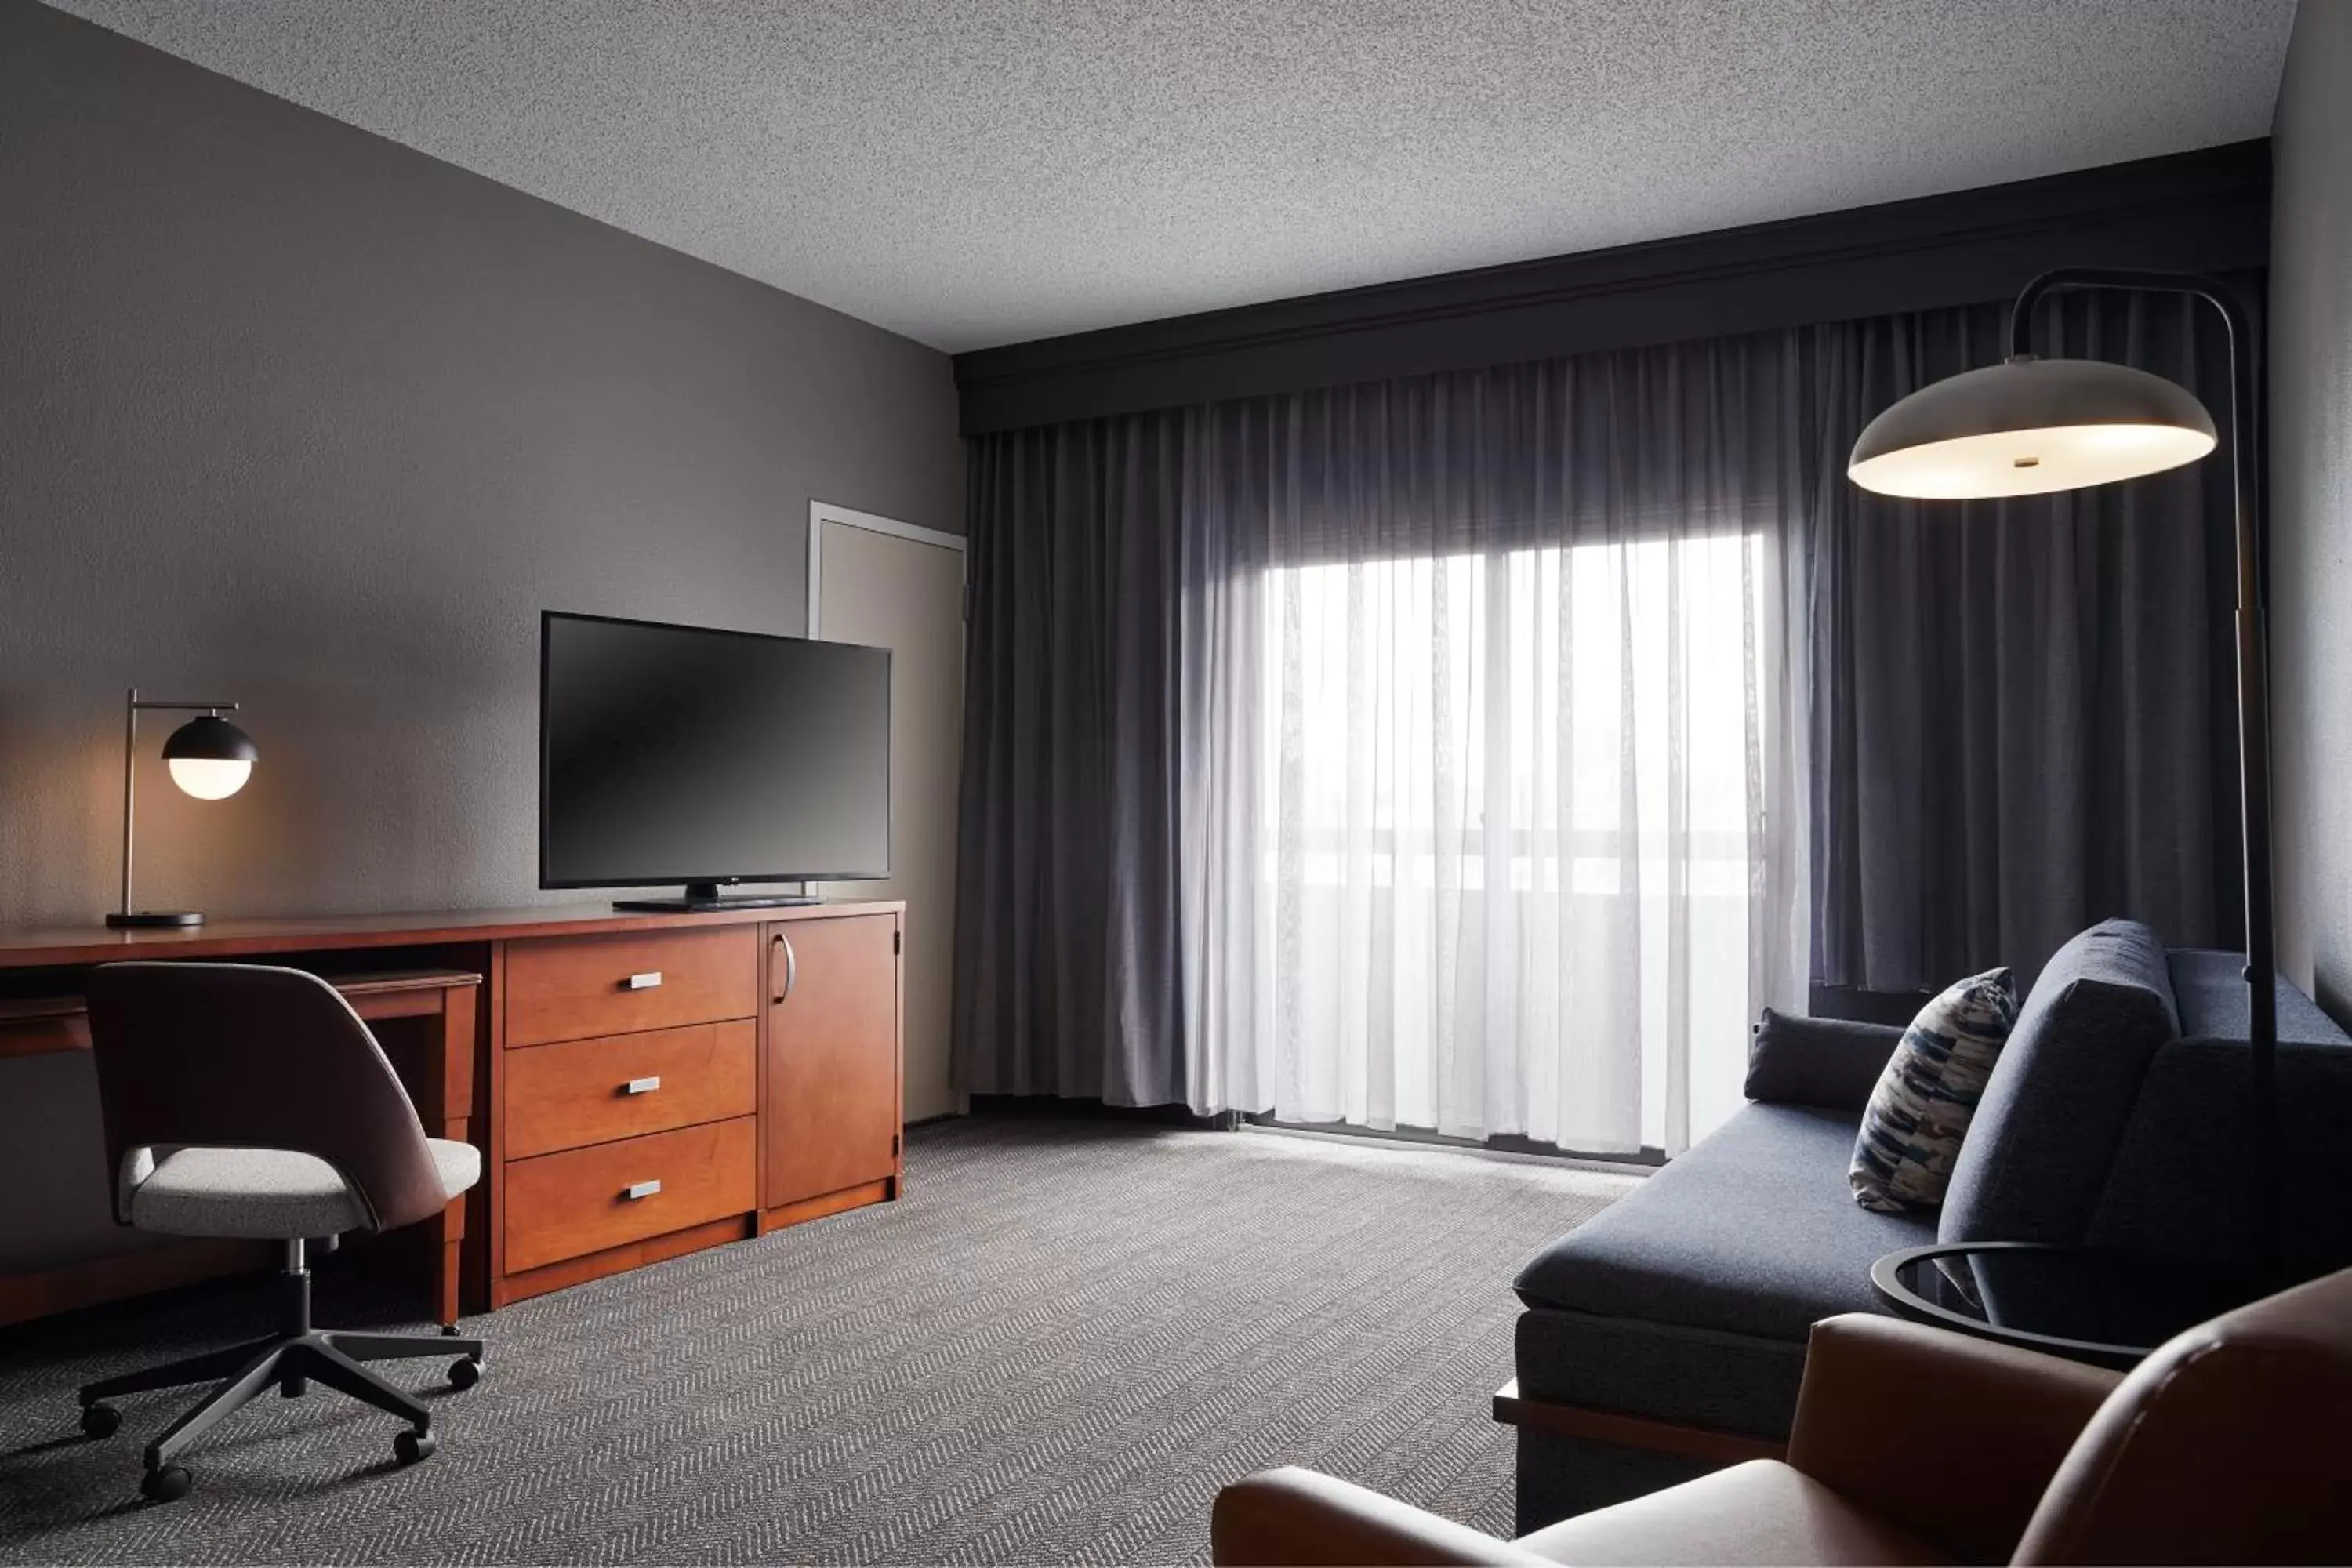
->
left=1515, top=1306, right=1810, bottom=1437
left=1515, top=1103, right=1934, bottom=1342
left=2088, top=1032, right=2352, bottom=1274
left=1849, top=968, right=2017, bottom=1213
left=1744, top=1010, right=1906, bottom=1114
left=1939, top=920, right=2177, bottom=1248
left=2167, top=949, right=2352, bottom=1046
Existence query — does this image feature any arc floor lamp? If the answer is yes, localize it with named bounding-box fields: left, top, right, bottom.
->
left=1847, top=267, right=2278, bottom=1279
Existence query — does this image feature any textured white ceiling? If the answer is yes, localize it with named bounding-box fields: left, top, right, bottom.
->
left=49, top=0, right=2296, bottom=354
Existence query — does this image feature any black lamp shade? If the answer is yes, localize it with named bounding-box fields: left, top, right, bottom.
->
left=160, top=713, right=257, bottom=800
left=1848, top=355, right=2217, bottom=499
left=161, top=713, right=257, bottom=763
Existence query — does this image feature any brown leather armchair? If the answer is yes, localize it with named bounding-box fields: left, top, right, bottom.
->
left=1214, top=1266, right=2352, bottom=1566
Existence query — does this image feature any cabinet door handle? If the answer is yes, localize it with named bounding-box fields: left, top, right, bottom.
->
left=626, top=971, right=663, bottom=991
left=771, top=932, right=797, bottom=1005
left=622, top=1076, right=661, bottom=1095
left=623, top=1179, right=662, bottom=1200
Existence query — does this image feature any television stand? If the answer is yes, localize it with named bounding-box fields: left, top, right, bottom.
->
left=613, top=882, right=822, bottom=913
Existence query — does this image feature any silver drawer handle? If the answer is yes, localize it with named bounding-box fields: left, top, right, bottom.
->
left=623, top=1179, right=662, bottom=1200
left=626, top=971, right=663, bottom=990
left=622, top=1076, right=662, bottom=1095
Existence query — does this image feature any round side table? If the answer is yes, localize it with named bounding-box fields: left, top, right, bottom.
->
left=1870, top=1240, right=2258, bottom=1370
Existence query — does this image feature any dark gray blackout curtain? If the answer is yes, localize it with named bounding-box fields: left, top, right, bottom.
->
left=955, top=294, right=2242, bottom=1106
left=953, top=416, right=1192, bottom=1107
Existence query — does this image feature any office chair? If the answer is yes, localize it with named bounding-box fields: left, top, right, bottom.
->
left=76, top=961, right=487, bottom=1503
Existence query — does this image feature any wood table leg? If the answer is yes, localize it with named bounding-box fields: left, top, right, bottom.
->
left=430, top=985, right=478, bottom=1327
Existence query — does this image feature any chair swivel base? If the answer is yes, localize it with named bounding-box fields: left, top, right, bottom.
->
left=75, top=1247, right=483, bottom=1503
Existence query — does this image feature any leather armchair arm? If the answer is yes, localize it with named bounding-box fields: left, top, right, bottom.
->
left=1211, top=1468, right=1555, bottom=1567
left=1788, top=1315, right=2123, bottom=1564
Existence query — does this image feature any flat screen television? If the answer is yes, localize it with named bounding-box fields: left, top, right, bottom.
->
left=539, top=611, right=891, bottom=910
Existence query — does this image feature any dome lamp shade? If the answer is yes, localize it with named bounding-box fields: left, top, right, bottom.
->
left=160, top=713, right=259, bottom=800
left=1847, top=354, right=2217, bottom=500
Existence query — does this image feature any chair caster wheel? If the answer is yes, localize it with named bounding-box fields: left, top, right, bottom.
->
left=80, top=1403, right=121, bottom=1440
left=447, top=1356, right=481, bottom=1390
left=394, top=1428, right=437, bottom=1465
left=140, top=1465, right=191, bottom=1503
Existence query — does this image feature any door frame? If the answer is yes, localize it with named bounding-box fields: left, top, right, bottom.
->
left=804, top=499, right=968, bottom=1121
left=806, top=499, right=965, bottom=641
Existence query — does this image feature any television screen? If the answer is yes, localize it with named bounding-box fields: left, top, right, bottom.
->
left=539, top=612, right=891, bottom=888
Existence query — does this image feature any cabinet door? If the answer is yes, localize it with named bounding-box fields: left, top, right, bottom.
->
left=763, top=913, right=901, bottom=1210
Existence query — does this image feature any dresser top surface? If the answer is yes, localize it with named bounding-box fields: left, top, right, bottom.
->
left=0, top=900, right=905, bottom=969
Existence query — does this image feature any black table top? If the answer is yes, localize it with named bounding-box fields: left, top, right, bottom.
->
left=1870, top=1241, right=2261, bottom=1369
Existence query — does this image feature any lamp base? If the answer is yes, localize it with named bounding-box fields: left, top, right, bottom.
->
left=106, top=910, right=204, bottom=929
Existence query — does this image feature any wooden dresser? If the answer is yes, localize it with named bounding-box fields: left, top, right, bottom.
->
left=0, top=902, right=904, bottom=1322
left=488, top=912, right=902, bottom=1307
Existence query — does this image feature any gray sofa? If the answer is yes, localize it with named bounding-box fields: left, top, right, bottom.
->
left=1507, top=918, right=2352, bottom=1532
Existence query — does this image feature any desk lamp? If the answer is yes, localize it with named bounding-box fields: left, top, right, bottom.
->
left=108, top=687, right=258, bottom=928
left=1848, top=267, right=2277, bottom=1279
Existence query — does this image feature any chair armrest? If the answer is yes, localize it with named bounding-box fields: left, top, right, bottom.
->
left=1211, top=1468, right=1555, bottom=1566
left=1743, top=1009, right=1905, bottom=1112
left=1788, top=1315, right=2122, bottom=1564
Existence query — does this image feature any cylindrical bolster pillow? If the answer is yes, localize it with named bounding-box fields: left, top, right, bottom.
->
left=1744, top=1009, right=1907, bottom=1113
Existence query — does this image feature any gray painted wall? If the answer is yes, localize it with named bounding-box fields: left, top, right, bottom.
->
left=2270, top=0, right=2352, bottom=1026
left=0, top=2, right=964, bottom=1268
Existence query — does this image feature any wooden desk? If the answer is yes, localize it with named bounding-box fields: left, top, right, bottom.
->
left=0, top=968, right=481, bottom=1059
left=0, top=901, right=904, bottom=1325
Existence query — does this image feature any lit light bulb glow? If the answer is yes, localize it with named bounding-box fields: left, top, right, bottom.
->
left=168, top=757, right=252, bottom=800
left=1849, top=423, right=2215, bottom=500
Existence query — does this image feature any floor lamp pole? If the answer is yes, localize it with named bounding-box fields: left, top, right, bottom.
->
left=2008, top=269, right=2277, bottom=1281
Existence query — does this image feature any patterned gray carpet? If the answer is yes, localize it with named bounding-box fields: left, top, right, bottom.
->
left=0, top=1118, right=1631, bottom=1565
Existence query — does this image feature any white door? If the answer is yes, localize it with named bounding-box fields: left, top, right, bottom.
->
left=808, top=502, right=964, bottom=1123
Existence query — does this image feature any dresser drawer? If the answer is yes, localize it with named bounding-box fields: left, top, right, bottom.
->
left=503, top=1116, right=756, bottom=1274
left=506, top=1019, right=757, bottom=1160
left=505, top=927, right=759, bottom=1046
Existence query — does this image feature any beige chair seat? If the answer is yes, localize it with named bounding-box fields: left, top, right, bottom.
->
left=129, top=1138, right=481, bottom=1239
left=1517, top=1461, right=1950, bottom=1566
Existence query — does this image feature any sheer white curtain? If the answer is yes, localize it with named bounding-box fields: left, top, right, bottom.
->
left=1180, top=349, right=1809, bottom=1154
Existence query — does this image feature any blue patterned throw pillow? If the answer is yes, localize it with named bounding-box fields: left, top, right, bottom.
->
left=1849, top=967, right=2019, bottom=1213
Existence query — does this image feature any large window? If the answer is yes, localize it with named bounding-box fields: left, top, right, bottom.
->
left=1253, top=533, right=1764, bottom=1152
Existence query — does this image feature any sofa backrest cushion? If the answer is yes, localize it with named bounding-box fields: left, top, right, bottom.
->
left=1939, top=920, right=2179, bottom=1247
left=2087, top=959, right=2352, bottom=1273
left=2085, top=1036, right=2352, bottom=1273
left=2166, top=947, right=2351, bottom=1044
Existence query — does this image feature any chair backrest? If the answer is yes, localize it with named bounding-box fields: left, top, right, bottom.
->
left=85, top=962, right=446, bottom=1233
left=1940, top=919, right=2178, bottom=1249
left=2014, top=1265, right=2352, bottom=1565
